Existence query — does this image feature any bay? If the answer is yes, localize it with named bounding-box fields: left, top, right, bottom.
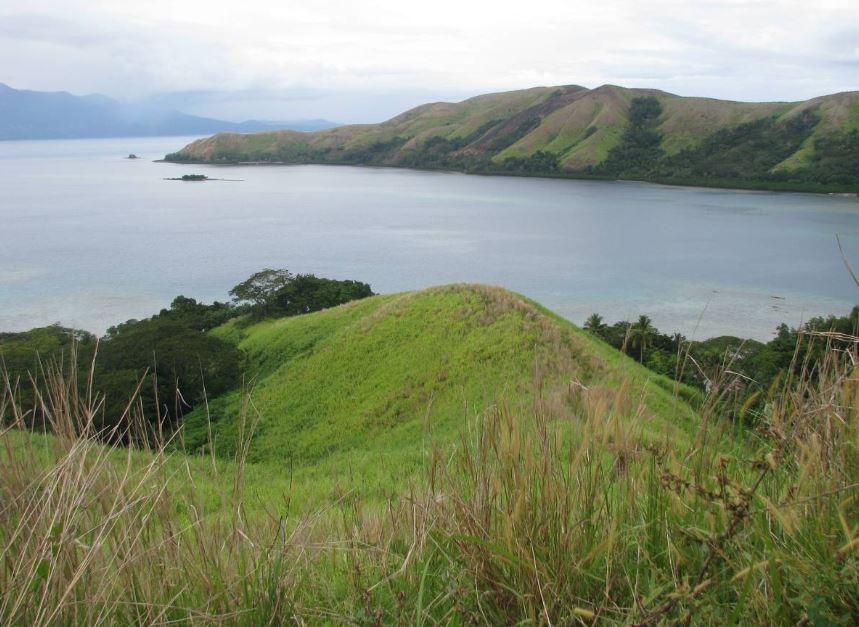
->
left=1, top=135, right=857, bottom=340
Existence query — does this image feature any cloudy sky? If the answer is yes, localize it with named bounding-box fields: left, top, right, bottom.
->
left=1, top=0, right=857, bottom=121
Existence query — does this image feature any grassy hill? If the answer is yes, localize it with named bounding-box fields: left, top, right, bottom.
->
left=2, top=284, right=698, bottom=514
left=2, top=284, right=856, bottom=623
left=166, top=84, right=859, bottom=192
left=178, top=284, right=696, bottom=506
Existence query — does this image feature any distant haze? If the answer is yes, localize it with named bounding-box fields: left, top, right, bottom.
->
left=0, top=83, right=338, bottom=140
left=138, top=88, right=468, bottom=125
left=1, top=1, right=857, bottom=123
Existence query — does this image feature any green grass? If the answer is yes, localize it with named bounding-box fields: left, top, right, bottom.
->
left=182, top=285, right=695, bottom=509
left=1, top=285, right=856, bottom=623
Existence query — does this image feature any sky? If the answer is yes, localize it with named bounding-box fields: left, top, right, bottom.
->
left=1, top=0, right=857, bottom=122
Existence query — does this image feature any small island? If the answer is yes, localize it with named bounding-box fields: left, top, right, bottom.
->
left=165, top=174, right=209, bottom=181
left=163, top=173, right=243, bottom=182
left=126, top=154, right=139, bottom=159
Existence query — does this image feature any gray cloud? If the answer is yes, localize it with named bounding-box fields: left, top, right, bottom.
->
left=0, top=0, right=856, bottom=121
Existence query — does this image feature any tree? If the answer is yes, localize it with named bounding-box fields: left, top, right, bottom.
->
left=501, top=150, right=559, bottom=173
left=157, top=295, right=236, bottom=332
left=584, top=313, right=606, bottom=336
left=228, top=269, right=374, bottom=319
left=630, top=315, right=655, bottom=362
left=229, top=269, right=294, bottom=315
left=596, top=97, right=664, bottom=177
left=96, top=317, right=241, bottom=443
left=271, top=275, right=374, bottom=316
left=0, top=325, right=97, bottom=428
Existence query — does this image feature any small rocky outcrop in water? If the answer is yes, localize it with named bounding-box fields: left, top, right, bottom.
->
left=163, top=173, right=242, bottom=182
left=127, top=154, right=139, bottom=159
left=165, top=174, right=209, bottom=181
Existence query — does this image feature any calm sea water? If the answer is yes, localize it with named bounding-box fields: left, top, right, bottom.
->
left=1, top=136, right=857, bottom=340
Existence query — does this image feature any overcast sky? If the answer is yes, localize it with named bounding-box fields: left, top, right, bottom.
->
left=1, top=0, right=857, bottom=122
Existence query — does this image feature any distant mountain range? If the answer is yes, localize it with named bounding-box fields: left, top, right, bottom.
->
left=0, top=83, right=337, bottom=140
left=167, top=84, right=859, bottom=192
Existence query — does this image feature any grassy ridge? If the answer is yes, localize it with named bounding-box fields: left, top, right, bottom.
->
left=166, top=84, right=859, bottom=192
left=180, top=285, right=695, bottom=507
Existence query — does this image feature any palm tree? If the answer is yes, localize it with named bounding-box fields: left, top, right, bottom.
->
left=630, top=315, right=654, bottom=362
left=584, top=313, right=606, bottom=336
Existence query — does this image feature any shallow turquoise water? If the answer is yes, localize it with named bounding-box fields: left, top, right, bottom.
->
left=1, top=135, right=857, bottom=339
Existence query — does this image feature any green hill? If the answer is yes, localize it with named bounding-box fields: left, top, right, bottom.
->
left=3, top=285, right=855, bottom=624
left=179, top=284, right=695, bottom=504
left=1, top=284, right=698, bottom=512
left=166, top=84, right=859, bottom=191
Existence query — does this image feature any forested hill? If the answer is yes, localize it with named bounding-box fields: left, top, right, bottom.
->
left=166, top=84, right=859, bottom=192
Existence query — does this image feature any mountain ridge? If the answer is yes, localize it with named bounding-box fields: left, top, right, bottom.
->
left=0, top=83, right=338, bottom=140
left=166, top=83, right=859, bottom=192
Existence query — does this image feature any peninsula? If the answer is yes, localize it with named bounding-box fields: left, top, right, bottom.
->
left=166, top=84, right=859, bottom=193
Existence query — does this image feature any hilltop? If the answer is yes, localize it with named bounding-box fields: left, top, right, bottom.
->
left=178, top=284, right=695, bottom=503
left=166, top=84, right=859, bottom=192
left=0, top=283, right=697, bottom=510
left=0, top=283, right=700, bottom=510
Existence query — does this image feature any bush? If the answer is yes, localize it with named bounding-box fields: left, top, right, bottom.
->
left=95, top=317, right=241, bottom=440
left=229, top=269, right=374, bottom=318
left=271, top=274, right=374, bottom=316
left=583, top=305, right=859, bottom=422
left=0, top=326, right=96, bottom=428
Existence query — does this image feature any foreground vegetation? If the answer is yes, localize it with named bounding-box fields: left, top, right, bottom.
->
left=1, top=328, right=856, bottom=622
left=1, top=284, right=856, bottom=623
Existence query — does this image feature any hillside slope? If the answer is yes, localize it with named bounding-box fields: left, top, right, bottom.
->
left=2, top=287, right=853, bottom=624
left=180, top=284, right=696, bottom=503
left=166, top=84, right=859, bottom=191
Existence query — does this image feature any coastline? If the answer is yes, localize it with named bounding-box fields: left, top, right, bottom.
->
left=159, top=156, right=859, bottom=197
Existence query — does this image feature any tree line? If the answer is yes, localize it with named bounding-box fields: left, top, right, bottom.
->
left=1, top=270, right=373, bottom=444
left=583, top=306, right=859, bottom=420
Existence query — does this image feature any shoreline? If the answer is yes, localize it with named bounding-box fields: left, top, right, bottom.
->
left=158, top=157, right=859, bottom=197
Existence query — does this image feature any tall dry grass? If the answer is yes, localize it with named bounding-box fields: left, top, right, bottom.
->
left=418, top=336, right=858, bottom=624
left=0, top=358, right=329, bottom=624
left=0, top=337, right=856, bottom=624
